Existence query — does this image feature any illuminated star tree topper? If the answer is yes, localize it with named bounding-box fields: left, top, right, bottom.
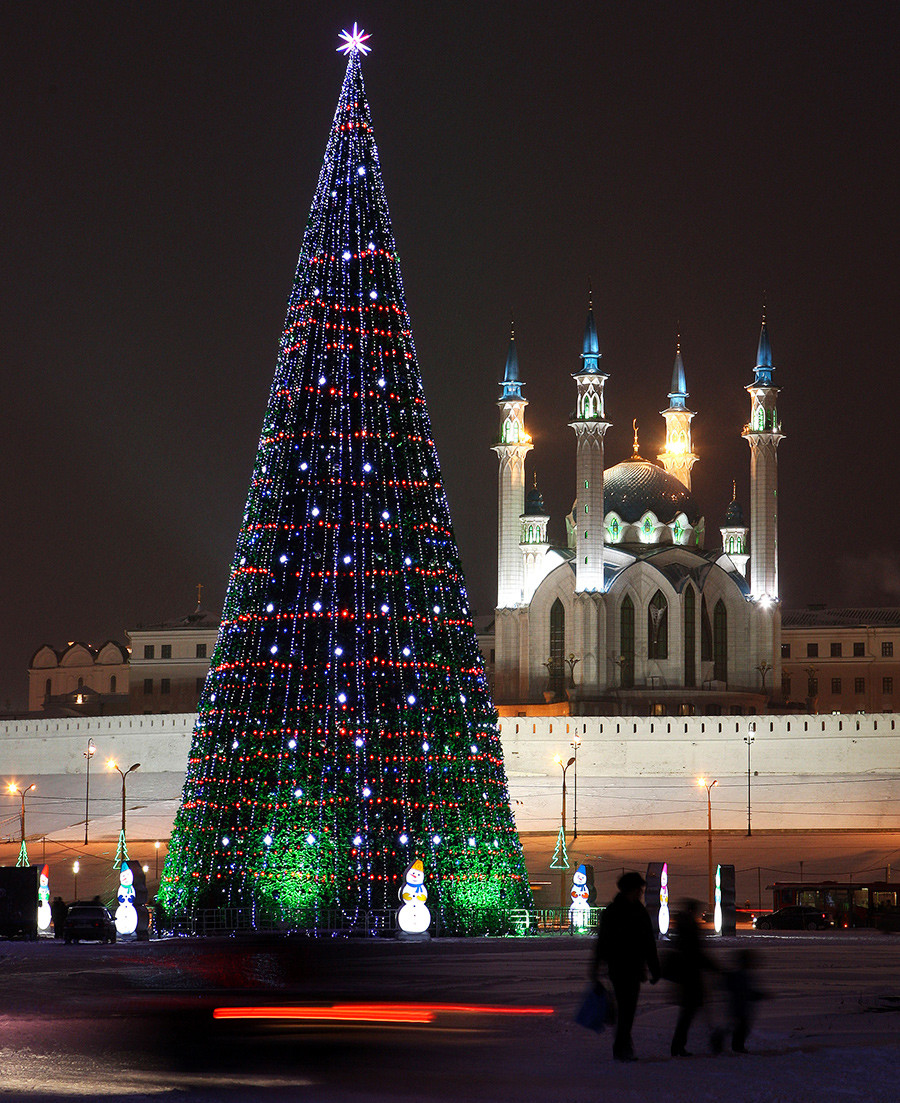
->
left=337, top=23, right=372, bottom=56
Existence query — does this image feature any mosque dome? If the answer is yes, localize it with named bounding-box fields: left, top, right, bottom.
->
left=524, top=486, right=547, bottom=516
left=602, top=458, right=699, bottom=524
left=724, top=496, right=744, bottom=525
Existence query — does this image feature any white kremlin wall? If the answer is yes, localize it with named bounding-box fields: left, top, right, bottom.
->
left=1, top=712, right=898, bottom=841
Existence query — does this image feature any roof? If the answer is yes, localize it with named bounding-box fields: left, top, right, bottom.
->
left=603, top=458, right=699, bottom=524
left=782, top=607, right=900, bottom=628
left=130, top=605, right=220, bottom=632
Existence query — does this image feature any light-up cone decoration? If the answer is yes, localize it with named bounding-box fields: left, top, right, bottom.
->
left=158, top=30, right=531, bottom=934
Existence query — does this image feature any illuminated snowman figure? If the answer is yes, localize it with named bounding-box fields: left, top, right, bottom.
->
left=115, top=862, right=138, bottom=936
left=397, top=859, right=431, bottom=935
left=658, top=862, right=670, bottom=936
left=569, top=864, right=591, bottom=929
left=37, top=864, right=51, bottom=932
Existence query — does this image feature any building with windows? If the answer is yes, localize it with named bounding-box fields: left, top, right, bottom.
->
left=492, top=307, right=782, bottom=716
left=126, top=604, right=218, bottom=714
left=780, top=607, right=900, bottom=714
left=27, top=602, right=218, bottom=717
left=27, top=640, right=130, bottom=715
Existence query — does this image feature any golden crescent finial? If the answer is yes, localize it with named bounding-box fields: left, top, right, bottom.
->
left=632, top=419, right=640, bottom=456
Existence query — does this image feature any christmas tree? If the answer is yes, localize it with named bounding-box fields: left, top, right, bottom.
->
left=159, top=27, right=531, bottom=935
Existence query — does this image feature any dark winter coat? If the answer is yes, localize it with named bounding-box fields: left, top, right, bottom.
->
left=594, top=892, right=661, bottom=983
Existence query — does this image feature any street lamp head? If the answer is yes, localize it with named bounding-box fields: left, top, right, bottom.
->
left=107, top=759, right=117, bottom=771
left=73, top=861, right=79, bottom=874
left=7, top=782, right=17, bottom=795
left=566, top=756, right=576, bottom=768
left=127, top=763, right=141, bottom=774
left=553, top=753, right=562, bottom=766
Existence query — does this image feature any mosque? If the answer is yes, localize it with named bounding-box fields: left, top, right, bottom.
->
left=492, top=304, right=783, bottom=717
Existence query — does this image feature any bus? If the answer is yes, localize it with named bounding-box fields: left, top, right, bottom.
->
left=769, top=880, right=900, bottom=929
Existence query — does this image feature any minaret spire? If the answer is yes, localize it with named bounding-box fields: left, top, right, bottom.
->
left=743, top=312, right=784, bottom=602
left=494, top=320, right=532, bottom=608
left=570, top=289, right=610, bottom=593
left=658, top=333, right=698, bottom=490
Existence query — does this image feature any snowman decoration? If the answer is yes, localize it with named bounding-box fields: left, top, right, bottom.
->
left=115, top=862, right=138, bottom=936
left=397, top=859, right=431, bottom=936
left=37, top=864, right=51, bottom=932
left=569, top=864, right=591, bottom=929
left=658, top=862, right=670, bottom=936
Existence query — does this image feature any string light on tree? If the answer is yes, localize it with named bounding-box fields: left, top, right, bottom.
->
left=158, top=29, right=531, bottom=934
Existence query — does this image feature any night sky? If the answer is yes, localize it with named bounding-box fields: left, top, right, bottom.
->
left=3, top=1, right=899, bottom=710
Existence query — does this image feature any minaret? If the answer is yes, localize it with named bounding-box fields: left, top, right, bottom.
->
left=742, top=316, right=784, bottom=601
left=493, top=323, right=532, bottom=607
left=520, top=475, right=550, bottom=605
left=569, top=295, right=611, bottom=593
left=720, top=481, right=750, bottom=578
left=658, top=337, right=698, bottom=490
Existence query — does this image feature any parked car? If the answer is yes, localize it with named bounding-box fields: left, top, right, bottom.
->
left=63, top=904, right=116, bottom=944
left=754, top=905, right=832, bottom=931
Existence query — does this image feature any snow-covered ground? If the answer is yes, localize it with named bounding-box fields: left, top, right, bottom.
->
left=0, top=930, right=897, bottom=1101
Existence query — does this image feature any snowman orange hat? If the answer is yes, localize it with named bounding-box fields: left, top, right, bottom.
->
left=406, top=860, right=425, bottom=881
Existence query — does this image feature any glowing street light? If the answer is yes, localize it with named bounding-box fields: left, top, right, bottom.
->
left=108, top=760, right=140, bottom=865
left=698, top=777, right=718, bottom=913
left=8, top=781, right=36, bottom=867
left=73, top=860, right=79, bottom=900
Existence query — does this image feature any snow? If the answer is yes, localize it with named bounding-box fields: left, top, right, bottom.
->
left=0, top=929, right=898, bottom=1101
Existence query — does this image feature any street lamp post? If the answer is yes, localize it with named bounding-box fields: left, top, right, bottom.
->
left=744, top=726, right=756, bottom=837
left=154, top=840, right=161, bottom=883
left=83, top=737, right=96, bottom=846
left=570, top=735, right=581, bottom=841
left=8, top=781, right=36, bottom=867
left=698, top=777, right=718, bottom=913
left=553, top=754, right=576, bottom=910
left=108, top=760, right=140, bottom=865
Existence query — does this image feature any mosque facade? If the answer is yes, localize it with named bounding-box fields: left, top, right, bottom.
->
left=493, top=306, right=783, bottom=717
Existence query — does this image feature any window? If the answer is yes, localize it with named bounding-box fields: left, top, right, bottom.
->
left=853, top=642, right=865, bottom=657
left=144, top=645, right=155, bottom=659
left=883, top=677, right=893, bottom=695
left=782, top=674, right=791, bottom=697
left=110, top=675, right=117, bottom=694
left=700, top=596, right=712, bottom=663
left=830, top=643, right=842, bottom=658
left=781, top=643, right=791, bottom=659
left=882, top=642, right=894, bottom=658
left=648, top=591, right=668, bottom=660
left=807, top=675, right=818, bottom=696
left=160, top=678, right=171, bottom=695
left=161, top=644, right=172, bottom=659
left=678, top=703, right=695, bottom=716
left=713, top=600, right=727, bottom=682
left=855, top=677, right=866, bottom=694
left=831, top=678, right=842, bottom=694
left=549, top=598, right=565, bottom=699
left=684, top=587, right=696, bottom=687
left=196, top=644, right=207, bottom=659
left=44, top=678, right=51, bottom=699
left=807, top=643, right=818, bottom=658
left=620, top=595, right=635, bottom=688
left=143, top=678, right=153, bottom=695
left=651, top=703, right=666, bottom=717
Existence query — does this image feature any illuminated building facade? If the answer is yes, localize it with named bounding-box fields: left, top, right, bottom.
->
left=493, top=312, right=782, bottom=716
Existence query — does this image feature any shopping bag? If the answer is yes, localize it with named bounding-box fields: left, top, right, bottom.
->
left=575, top=983, right=614, bottom=1032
